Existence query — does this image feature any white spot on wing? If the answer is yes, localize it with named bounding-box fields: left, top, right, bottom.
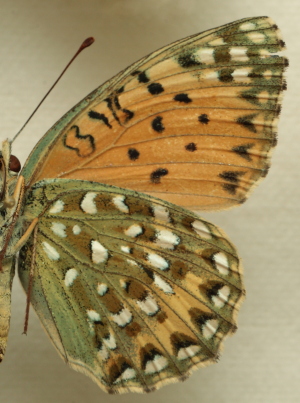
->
left=126, top=259, right=138, bottom=266
left=147, top=253, right=169, bottom=270
left=103, top=333, right=117, bottom=350
left=239, top=21, right=256, bottom=31
left=203, top=70, right=219, bottom=80
left=192, top=220, right=211, bottom=239
left=196, top=48, right=214, bottom=63
left=51, top=222, right=67, bottom=238
left=121, top=245, right=131, bottom=253
left=81, top=192, right=97, bottom=214
left=232, top=67, right=252, bottom=82
left=64, top=268, right=78, bottom=287
left=124, top=224, right=143, bottom=238
left=154, top=274, right=174, bottom=294
left=97, top=344, right=109, bottom=361
left=212, top=285, right=231, bottom=308
left=91, top=240, right=108, bottom=264
left=202, top=319, right=219, bottom=339
left=260, top=49, right=272, bottom=58
left=49, top=199, right=64, bottom=214
left=136, top=295, right=160, bottom=316
left=87, top=309, right=101, bottom=322
left=152, top=205, right=170, bottom=222
left=111, top=307, right=132, bottom=327
left=177, top=345, right=201, bottom=360
left=144, top=355, right=168, bottom=374
left=247, top=31, right=265, bottom=43
left=42, top=242, right=60, bottom=261
left=229, top=47, right=248, bottom=62
left=263, top=69, right=273, bottom=79
left=97, top=283, right=108, bottom=296
left=213, top=252, right=229, bottom=275
left=112, top=195, right=129, bottom=213
left=114, top=367, right=136, bottom=383
left=155, top=229, right=180, bottom=250
left=72, top=225, right=81, bottom=235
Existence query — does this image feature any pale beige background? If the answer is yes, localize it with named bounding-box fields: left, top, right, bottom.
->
left=0, top=0, right=299, bottom=402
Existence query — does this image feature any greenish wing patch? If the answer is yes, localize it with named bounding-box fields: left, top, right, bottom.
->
left=18, top=179, right=244, bottom=393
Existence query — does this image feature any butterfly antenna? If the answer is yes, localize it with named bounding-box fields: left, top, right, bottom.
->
left=11, top=37, right=95, bottom=144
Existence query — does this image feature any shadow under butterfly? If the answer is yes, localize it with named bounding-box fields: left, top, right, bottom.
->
left=0, top=16, right=287, bottom=394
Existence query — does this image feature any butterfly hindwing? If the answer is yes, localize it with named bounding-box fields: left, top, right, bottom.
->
left=21, top=16, right=287, bottom=210
left=18, top=179, right=244, bottom=393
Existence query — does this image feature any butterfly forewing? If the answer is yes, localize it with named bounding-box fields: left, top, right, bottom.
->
left=21, top=16, right=287, bottom=210
left=18, top=179, right=244, bottom=393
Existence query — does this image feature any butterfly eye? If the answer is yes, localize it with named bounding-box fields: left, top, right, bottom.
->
left=9, top=155, right=21, bottom=173
left=0, top=155, right=21, bottom=173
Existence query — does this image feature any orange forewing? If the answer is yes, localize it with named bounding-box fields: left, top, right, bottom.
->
left=25, top=17, right=286, bottom=210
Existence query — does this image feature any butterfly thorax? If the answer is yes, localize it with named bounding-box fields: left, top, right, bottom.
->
left=0, top=140, right=24, bottom=260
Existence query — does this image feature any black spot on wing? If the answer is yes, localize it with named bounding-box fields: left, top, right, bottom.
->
left=150, top=168, right=168, bottom=184
left=151, top=116, right=165, bottom=133
left=123, top=109, right=134, bottom=122
left=138, top=71, right=150, bottom=83
left=143, top=267, right=155, bottom=280
left=236, top=114, right=257, bottom=133
left=114, top=95, right=121, bottom=110
left=232, top=143, right=254, bottom=161
left=198, top=114, right=209, bottom=124
left=105, top=96, right=120, bottom=124
left=88, top=110, right=112, bottom=129
left=147, top=82, right=164, bottom=95
left=219, top=171, right=246, bottom=195
left=223, top=183, right=238, bottom=195
left=219, top=171, right=246, bottom=183
left=185, top=142, right=197, bottom=152
left=131, top=70, right=150, bottom=83
left=178, top=53, right=201, bottom=68
left=219, top=68, right=234, bottom=83
left=174, top=93, right=192, bottom=103
left=128, top=148, right=140, bottom=161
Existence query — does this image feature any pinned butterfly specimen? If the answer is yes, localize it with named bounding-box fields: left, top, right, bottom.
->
left=0, top=16, right=287, bottom=394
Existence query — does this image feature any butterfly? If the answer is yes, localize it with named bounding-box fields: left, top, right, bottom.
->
left=0, top=16, right=287, bottom=394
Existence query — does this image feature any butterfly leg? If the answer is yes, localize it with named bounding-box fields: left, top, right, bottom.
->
left=11, top=217, right=39, bottom=255
left=10, top=217, right=39, bottom=334
left=23, top=225, right=38, bottom=334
